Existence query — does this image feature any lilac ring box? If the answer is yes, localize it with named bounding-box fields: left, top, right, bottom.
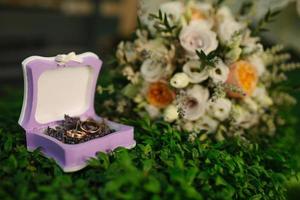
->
left=18, top=52, right=136, bottom=172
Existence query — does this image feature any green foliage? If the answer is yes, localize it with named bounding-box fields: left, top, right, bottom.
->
left=0, top=87, right=297, bottom=200
left=253, top=9, right=281, bottom=35
left=239, top=2, right=254, bottom=16
left=149, top=9, right=178, bottom=37
left=196, top=50, right=218, bottom=70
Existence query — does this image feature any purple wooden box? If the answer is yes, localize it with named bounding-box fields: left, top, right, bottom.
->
left=18, top=52, right=135, bottom=172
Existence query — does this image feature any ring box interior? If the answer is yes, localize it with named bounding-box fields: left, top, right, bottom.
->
left=18, top=52, right=136, bottom=172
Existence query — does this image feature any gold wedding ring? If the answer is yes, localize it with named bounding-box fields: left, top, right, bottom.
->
left=80, top=120, right=101, bottom=134
left=66, top=130, right=87, bottom=139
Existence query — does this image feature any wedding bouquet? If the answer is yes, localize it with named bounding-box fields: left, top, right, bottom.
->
left=112, top=0, right=299, bottom=141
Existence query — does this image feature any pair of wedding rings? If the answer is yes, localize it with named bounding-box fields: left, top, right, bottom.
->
left=65, top=120, right=101, bottom=140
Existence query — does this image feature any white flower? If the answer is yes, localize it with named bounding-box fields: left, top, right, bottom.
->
left=164, top=105, right=179, bottom=122
left=182, top=121, right=194, bottom=132
left=194, top=116, right=219, bottom=133
left=122, top=66, right=135, bottom=79
left=145, top=104, right=160, bottom=118
left=248, top=54, right=265, bottom=76
left=243, top=97, right=259, bottom=112
left=170, top=73, right=190, bottom=88
left=209, top=60, right=229, bottom=83
left=225, top=46, right=242, bottom=62
left=183, top=60, right=209, bottom=83
left=116, top=42, right=138, bottom=64
left=216, top=6, right=234, bottom=22
left=208, top=98, right=232, bottom=121
left=232, top=105, right=258, bottom=128
left=182, top=85, right=209, bottom=121
left=241, top=30, right=263, bottom=55
left=159, top=1, right=184, bottom=24
left=137, top=39, right=168, bottom=58
left=253, top=87, right=273, bottom=107
left=179, top=21, right=218, bottom=56
left=140, top=59, right=164, bottom=82
left=217, top=19, right=243, bottom=43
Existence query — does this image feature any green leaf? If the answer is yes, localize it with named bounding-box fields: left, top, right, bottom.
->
left=122, top=83, right=140, bottom=98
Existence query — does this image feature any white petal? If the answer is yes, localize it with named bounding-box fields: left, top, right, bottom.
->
left=160, top=1, right=184, bottom=23
left=183, top=85, right=209, bottom=121
left=183, top=60, right=209, bottom=83
left=164, top=105, right=179, bottom=122
left=179, top=22, right=218, bottom=56
left=141, top=59, right=163, bottom=82
left=248, top=55, right=265, bottom=76
left=209, top=60, right=229, bottom=83
left=170, top=73, right=190, bottom=88
left=209, top=98, right=232, bottom=121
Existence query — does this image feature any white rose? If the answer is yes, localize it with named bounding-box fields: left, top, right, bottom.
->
left=217, top=19, right=244, bottom=44
left=182, top=85, right=209, bottom=121
left=170, top=73, right=190, bottom=88
left=209, top=60, right=229, bottom=83
left=159, top=1, right=184, bottom=24
left=183, top=60, right=209, bottom=83
left=179, top=21, right=218, bottom=56
left=140, top=59, right=164, bottom=82
left=248, top=54, right=265, bottom=76
left=253, top=87, right=273, bottom=107
left=164, top=105, right=179, bottom=122
left=208, top=98, right=232, bottom=121
left=194, top=116, right=219, bottom=133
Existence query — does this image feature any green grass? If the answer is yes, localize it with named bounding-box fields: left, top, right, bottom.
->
left=0, top=85, right=299, bottom=200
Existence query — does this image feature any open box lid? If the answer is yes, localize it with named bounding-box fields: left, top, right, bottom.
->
left=19, top=52, right=102, bottom=131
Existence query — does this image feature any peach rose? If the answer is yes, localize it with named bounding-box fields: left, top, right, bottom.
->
left=226, top=60, right=258, bottom=98
left=147, top=82, right=175, bottom=108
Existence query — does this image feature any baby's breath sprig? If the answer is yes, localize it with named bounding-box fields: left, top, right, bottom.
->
left=272, top=91, right=297, bottom=106
left=278, top=62, right=300, bottom=72
left=262, top=53, right=291, bottom=66
left=265, top=44, right=284, bottom=54
left=175, top=90, right=187, bottom=118
left=97, top=85, right=115, bottom=95
left=208, top=81, right=226, bottom=102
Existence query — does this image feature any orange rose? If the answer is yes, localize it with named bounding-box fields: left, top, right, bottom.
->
left=147, top=82, right=175, bottom=108
left=226, top=60, right=258, bottom=98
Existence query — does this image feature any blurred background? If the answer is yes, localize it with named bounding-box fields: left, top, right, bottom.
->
left=0, top=0, right=300, bottom=85
left=0, top=0, right=299, bottom=198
